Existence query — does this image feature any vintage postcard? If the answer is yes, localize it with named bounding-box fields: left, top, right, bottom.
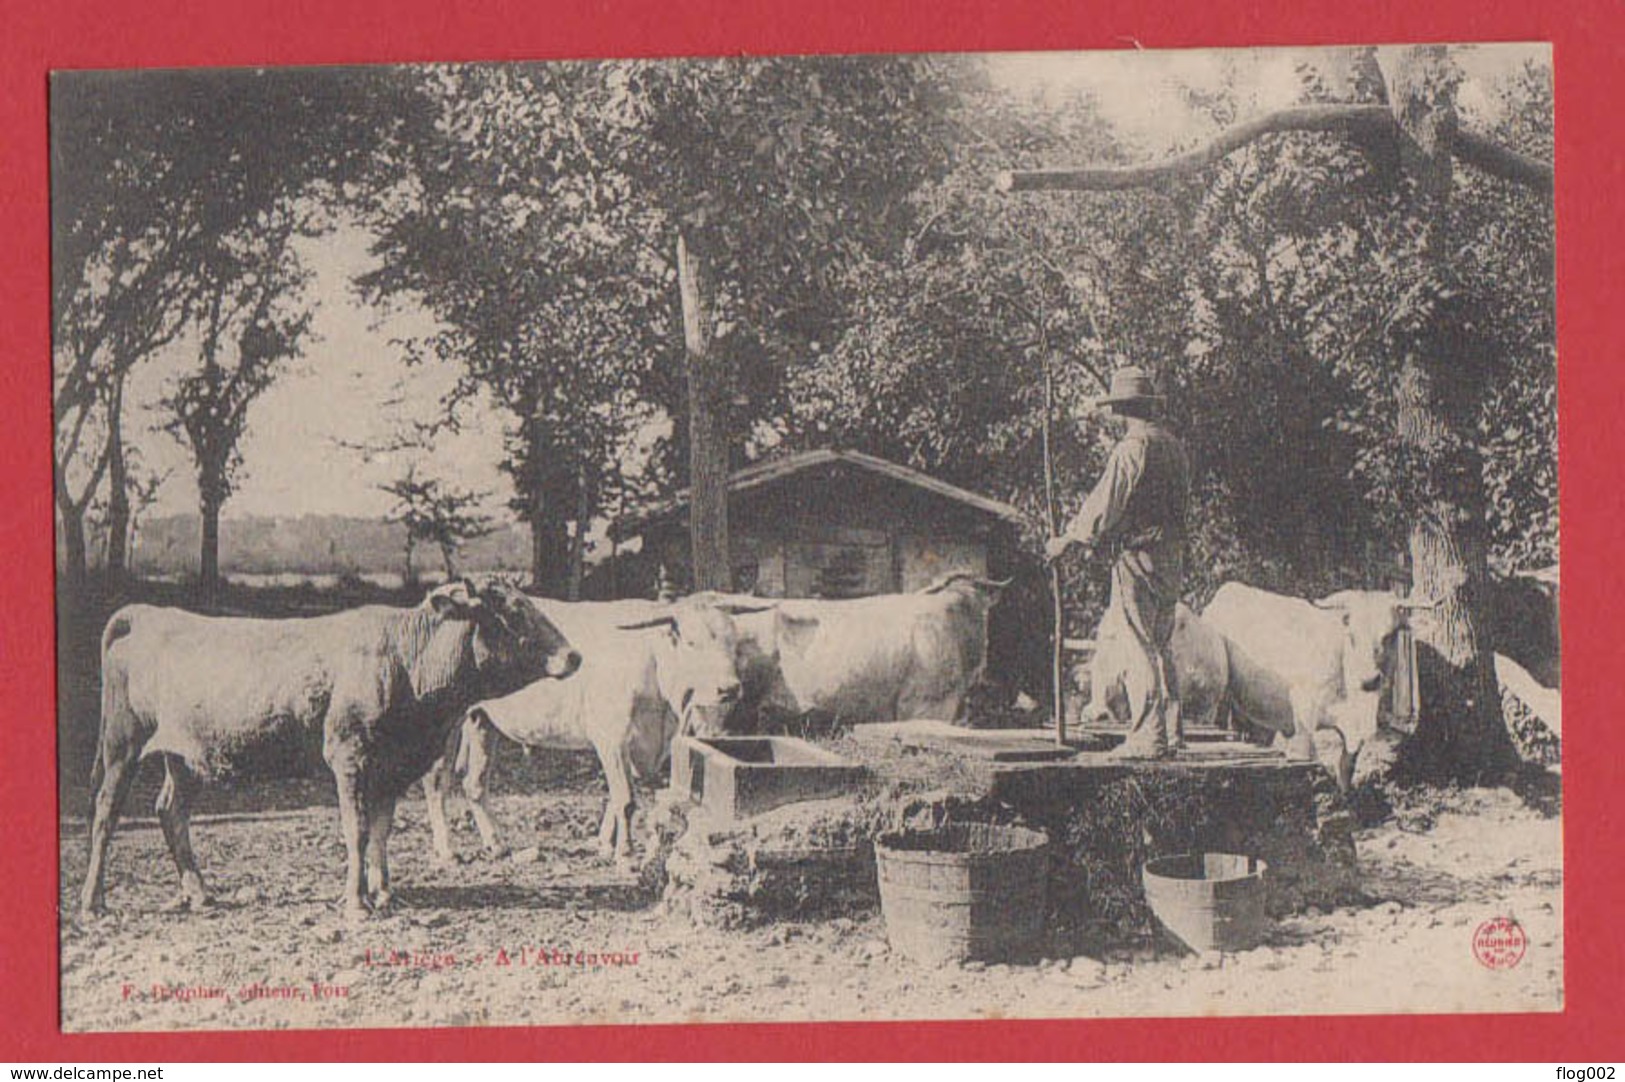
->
left=53, top=42, right=1559, bottom=1032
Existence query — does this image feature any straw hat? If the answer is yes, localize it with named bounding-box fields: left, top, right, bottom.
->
left=1092, top=366, right=1165, bottom=409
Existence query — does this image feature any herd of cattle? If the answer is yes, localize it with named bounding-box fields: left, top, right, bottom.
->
left=77, top=568, right=1551, bottom=923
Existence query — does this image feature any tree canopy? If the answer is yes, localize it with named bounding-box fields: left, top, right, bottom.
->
left=52, top=50, right=1557, bottom=778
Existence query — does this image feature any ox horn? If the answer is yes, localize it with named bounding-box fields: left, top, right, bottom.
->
left=616, top=615, right=678, bottom=632
left=923, top=570, right=999, bottom=594
left=1397, top=597, right=1441, bottom=612
left=717, top=601, right=778, bottom=616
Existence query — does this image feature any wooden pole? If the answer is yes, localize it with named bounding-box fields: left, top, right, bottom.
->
left=1040, top=346, right=1067, bottom=746
left=677, top=228, right=731, bottom=591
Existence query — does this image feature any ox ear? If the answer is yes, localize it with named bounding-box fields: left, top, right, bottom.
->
left=1311, top=592, right=1355, bottom=625
left=427, top=580, right=483, bottom=619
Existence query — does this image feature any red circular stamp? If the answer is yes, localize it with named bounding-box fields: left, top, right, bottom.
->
left=1472, top=916, right=1527, bottom=969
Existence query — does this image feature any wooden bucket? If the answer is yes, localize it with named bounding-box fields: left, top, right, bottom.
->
left=1142, top=852, right=1268, bottom=953
left=874, top=823, right=1049, bottom=967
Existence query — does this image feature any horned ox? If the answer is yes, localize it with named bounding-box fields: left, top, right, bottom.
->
left=1200, top=582, right=1433, bottom=788
left=80, top=579, right=580, bottom=923
left=424, top=592, right=771, bottom=865
left=730, top=572, right=1008, bottom=729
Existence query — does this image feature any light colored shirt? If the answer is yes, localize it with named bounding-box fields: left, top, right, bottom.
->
left=1065, top=418, right=1189, bottom=552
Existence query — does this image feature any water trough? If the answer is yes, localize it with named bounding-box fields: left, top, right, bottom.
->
left=669, top=735, right=869, bottom=821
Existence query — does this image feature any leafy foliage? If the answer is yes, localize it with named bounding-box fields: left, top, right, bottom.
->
left=51, top=66, right=388, bottom=583
left=380, top=464, right=495, bottom=581
left=161, top=209, right=314, bottom=514
left=357, top=57, right=966, bottom=590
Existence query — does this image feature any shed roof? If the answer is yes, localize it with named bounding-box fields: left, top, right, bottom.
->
left=611, top=449, right=1027, bottom=540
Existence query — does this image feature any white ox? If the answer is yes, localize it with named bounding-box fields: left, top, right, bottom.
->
left=732, top=572, right=1008, bottom=729
left=1201, top=582, right=1432, bottom=788
left=423, top=592, right=770, bottom=865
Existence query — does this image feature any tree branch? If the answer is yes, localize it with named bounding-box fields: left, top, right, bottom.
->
left=1453, top=127, right=1555, bottom=196
left=995, top=103, right=1552, bottom=195
left=997, top=105, right=1394, bottom=192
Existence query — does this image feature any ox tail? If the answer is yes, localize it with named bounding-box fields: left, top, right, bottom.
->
left=87, top=752, right=104, bottom=828
left=100, top=609, right=135, bottom=658
left=89, top=610, right=137, bottom=823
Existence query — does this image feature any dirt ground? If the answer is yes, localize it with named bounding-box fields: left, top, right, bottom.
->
left=58, top=748, right=1563, bottom=1032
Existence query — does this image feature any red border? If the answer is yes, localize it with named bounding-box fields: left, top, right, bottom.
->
left=4, top=0, right=1620, bottom=1062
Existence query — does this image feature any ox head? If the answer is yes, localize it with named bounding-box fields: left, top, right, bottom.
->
left=427, top=579, right=582, bottom=692
left=616, top=592, right=777, bottom=738
left=922, top=572, right=1011, bottom=682
left=1310, top=589, right=1435, bottom=784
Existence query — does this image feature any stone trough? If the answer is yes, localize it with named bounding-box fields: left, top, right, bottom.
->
left=670, top=735, right=869, bottom=821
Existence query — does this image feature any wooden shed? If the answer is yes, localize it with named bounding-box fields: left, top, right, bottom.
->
left=611, top=450, right=1026, bottom=599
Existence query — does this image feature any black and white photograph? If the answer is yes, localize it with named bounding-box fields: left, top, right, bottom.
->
left=52, top=42, right=1559, bottom=1032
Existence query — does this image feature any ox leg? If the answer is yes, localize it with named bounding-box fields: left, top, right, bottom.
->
left=364, top=797, right=397, bottom=915
left=155, top=755, right=210, bottom=911
left=597, top=745, right=636, bottom=867
left=423, top=757, right=457, bottom=867
left=80, top=743, right=141, bottom=919
left=1283, top=689, right=1320, bottom=763
left=459, top=717, right=506, bottom=860
left=467, top=789, right=504, bottom=862
left=1162, top=652, right=1185, bottom=752
left=332, top=769, right=370, bottom=923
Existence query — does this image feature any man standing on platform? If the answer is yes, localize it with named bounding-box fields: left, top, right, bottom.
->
left=1046, top=366, right=1191, bottom=759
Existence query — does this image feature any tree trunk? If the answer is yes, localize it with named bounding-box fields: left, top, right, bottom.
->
left=528, top=503, right=570, bottom=598
left=523, top=411, right=571, bottom=597
left=403, top=535, right=417, bottom=590
left=59, top=510, right=89, bottom=594
left=1380, top=45, right=1518, bottom=782
left=103, top=373, right=131, bottom=595
left=677, top=228, right=730, bottom=592
left=199, top=485, right=222, bottom=613
left=1396, top=342, right=1519, bottom=781
left=567, top=464, right=591, bottom=602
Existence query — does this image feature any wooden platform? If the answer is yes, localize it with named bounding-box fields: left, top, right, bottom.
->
left=850, top=719, right=1296, bottom=771
left=849, top=720, right=1085, bottom=762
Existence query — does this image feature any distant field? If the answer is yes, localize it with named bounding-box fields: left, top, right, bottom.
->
left=143, top=570, right=452, bottom=591
left=91, top=512, right=533, bottom=579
